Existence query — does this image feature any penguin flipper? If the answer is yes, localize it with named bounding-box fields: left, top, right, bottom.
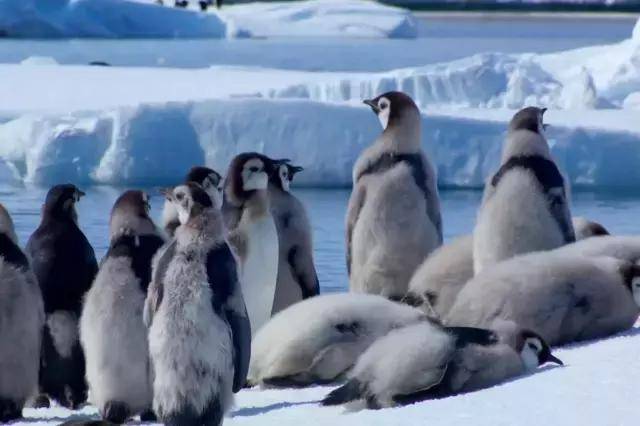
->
left=346, top=185, right=367, bottom=276
left=287, top=245, right=320, bottom=299
left=444, top=327, right=499, bottom=348
left=206, top=243, right=251, bottom=393
left=321, top=379, right=365, bottom=406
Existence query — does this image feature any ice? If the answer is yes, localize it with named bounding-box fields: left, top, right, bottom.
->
left=0, top=0, right=417, bottom=39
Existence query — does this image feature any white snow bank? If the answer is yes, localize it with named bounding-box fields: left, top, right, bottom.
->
left=17, top=326, right=640, bottom=425
left=2, top=98, right=640, bottom=189
left=0, top=0, right=227, bottom=38
left=0, top=0, right=416, bottom=39
left=221, top=0, right=417, bottom=39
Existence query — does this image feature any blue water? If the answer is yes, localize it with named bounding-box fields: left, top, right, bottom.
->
left=2, top=184, right=639, bottom=293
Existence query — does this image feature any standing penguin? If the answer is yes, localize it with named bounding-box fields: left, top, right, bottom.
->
left=473, top=107, right=575, bottom=274
left=224, top=152, right=280, bottom=335
left=322, top=322, right=562, bottom=409
left=80, top=191, right=165, bottom=423
left=347, top=91, right=442, bottom=300
left=145, top=183, right=251, bottom=426
left=26, top=184, right=97, bottom=409
left=162, top=166, right=223, bottom=237
left=0, top=204, right=45, bottom=423
left=268, top=161, right=320, bottom=315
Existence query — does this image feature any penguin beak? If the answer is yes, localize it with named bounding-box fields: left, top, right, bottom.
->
left=544, top=353, right=564, bottom=366
left=75, top=189, right=85, bottom=201
left=540, top=107, right=548, bottom=115
left=363, top=99, right=380, bottom=113
left=290, top=165, right=304, bottom=175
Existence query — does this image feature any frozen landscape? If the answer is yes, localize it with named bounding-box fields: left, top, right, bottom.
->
left=2, top=0, right=640, bottom=424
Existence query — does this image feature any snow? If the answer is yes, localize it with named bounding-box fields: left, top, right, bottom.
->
left=0, top=0, right=417, bottom=39
left=14, top=324, right=640, bottom=425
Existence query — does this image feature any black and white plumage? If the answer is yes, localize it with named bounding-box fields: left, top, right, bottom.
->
left=0, top=204, right=45, bottom=423
left=347, top=91, right=442, bottom=300
left=26, top=184, right=97, bottom=409
left=447, top=251, right=640, bottom=346
left=80, top=190, right=165, bottom=423
left=162, top=166, right=223, bottom=237
left=248, top=293, right=427, bottom=388
left=145, top=183, right=251, bottom=426
left=223, top=152, right=282, bottom=335
left=322, top=322, right=561, bottom=409
left=473, top=107, right=575, bottom=274
left=268, top=161, right=320, bottom=315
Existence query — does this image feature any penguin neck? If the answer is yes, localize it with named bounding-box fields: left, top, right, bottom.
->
left=378, top=120, right=422, bottom=154
left=42, top=205, right=78, bottom=226
left=176, top=208, right=224, bottom=248
left=502, top=130, right=552, bottom=163
left=242, top=189, right=271, bottom=220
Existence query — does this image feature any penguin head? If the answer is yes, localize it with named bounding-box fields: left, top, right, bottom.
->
left=0, top=203, right=18, bottom=245
left=185, top=166, right=224, bottom=211
left=572, top=217, right=610, bottom=240
left=226, top=152, right=280, bottom=204
left=163, top=182, right=213, bottom=225
left=509, top=106, right=548, bottom=135
left=109, top=190, right=157, bottom=240
left=619, top=261, right=640, bottom=308
left=518, top=330, right=563, bottom=371
left=271, top=161, right=304, bottom=192
left=363, top=91, right=420, bottom=132
left=42, top=184, right=85, bottom=222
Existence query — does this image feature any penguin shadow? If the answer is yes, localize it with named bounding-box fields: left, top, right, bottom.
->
left=231, top=400, right=321, bottom=417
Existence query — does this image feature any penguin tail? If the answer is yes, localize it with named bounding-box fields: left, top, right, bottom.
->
left=321, top=379, right=363, bottom=406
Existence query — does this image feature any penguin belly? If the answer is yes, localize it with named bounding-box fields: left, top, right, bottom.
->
left=240, top=215, right=279, bottom=335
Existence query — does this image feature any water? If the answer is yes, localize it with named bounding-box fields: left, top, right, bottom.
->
left=3, top=184, right=640, bottom=293
left=0, top=15, right=633, bottom=71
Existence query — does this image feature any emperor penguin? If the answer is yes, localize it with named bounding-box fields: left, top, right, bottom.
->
left=572, top=217, right=609, bottom=240
left=473, top=107, right=575, bottom=274
left=162, top=166, right=223, bottom=237
left=223, top=152, right=281, bottom=335
left=248, top=293, right=426, bottom=388
left=80, top=190, right=165, bottom=423
left=0, top=204, right=45, bottom=423
left=268, top=161, right=320, bottom=315
left=144, top=182, right=251, bottom=426
left=322, top=321, right=561, bottom=409
left=446, top=252, right=640, bottom=346
left=347, top=91, right=442, bottom=300
left=26, top=184, right=97, bottom=409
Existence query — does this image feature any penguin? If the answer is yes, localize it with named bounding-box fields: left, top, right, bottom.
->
left=557, top=235, right=640, bottom=262
left=80, top=190, right=165, bottom=424
left=347, top=91, right=442, bottom=300
left=144, top=182, right=251, bottom=426
left=473, top=106, right=575, bottom=274
left=248, top=293, right=427, bottom=388
left=322, top=321, right=562, bottom=409
left=446, top=252, right=640, bottom=346
left=572, top=217, right=609, bottom=240
left=223, top=152, right=281, bottom=335
left=404, top=235, right=473, bottom=320
left=268, top=161, right=320, bottom=315
left=26, top=184, right=97, bottom=409
left=162, top=166, right=223, bottom=237
left=0, top=204, right=45, bottom=423
left=405, top=217, right=615, bottom=320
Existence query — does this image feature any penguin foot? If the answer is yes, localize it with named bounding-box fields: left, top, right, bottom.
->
left=32, top=394, right=51, bottom=408
left=0, top=398, right=21, bottom=423
left=140, top=409, right=157, bottom=422
left=102, top=401, right=130, bottom=424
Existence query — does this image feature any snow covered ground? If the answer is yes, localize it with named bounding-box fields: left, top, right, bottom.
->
left=0, top=0, right=417, bottom=39
left=15, top=324, right=640, bottom=425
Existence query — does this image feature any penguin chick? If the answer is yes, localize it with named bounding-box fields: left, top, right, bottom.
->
left=0, top=204, right=45, bottom=423
left=322, top=322, right=561, bottom=409
left=145, top=182, right=251, bottom=426
left=473, top=106, right=575, bottom=274
left=223, top=152, right=282, bottom=335
left=26, top=184, right=97, bottom=409
left=162, top=166, right=223, bottom=237
left=248, top=293, right=427, bottom=388
left=347, top=91, right=442, bottom=300
left=80, top=190, right=165, bottom=424
left=447, top=252, right=640, bottom=346
left=268, top=161, right=320, bottom=315
left=572, top=217, right=609, bottom=240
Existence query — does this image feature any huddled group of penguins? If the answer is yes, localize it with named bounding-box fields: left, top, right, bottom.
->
left=1, top=90, right=640, bottom=425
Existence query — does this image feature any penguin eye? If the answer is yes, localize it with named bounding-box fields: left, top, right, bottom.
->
left=176, top=193, right=184, bottom=201
left=379, top=100, right=389, bottom=110
left=249, top=166, right=259, bottom=173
